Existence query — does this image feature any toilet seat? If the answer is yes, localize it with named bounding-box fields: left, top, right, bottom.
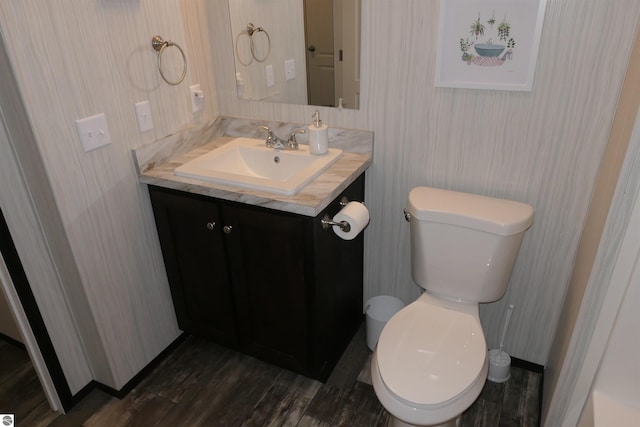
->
left=377, top=294, right=486, bottom=406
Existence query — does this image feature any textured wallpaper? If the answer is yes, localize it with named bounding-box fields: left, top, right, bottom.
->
left=208, top=0, right=640, bottom=365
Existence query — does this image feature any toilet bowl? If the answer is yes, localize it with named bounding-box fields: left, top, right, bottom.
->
left=372, top=293, right=488, bottom=426
left=371, top=187, right=534, bottom=427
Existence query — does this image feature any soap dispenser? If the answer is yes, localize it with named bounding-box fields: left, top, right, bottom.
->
left=308, top=110, right=328, bottom=155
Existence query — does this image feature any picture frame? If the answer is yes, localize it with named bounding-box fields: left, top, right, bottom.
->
left=434, top=0, right=547, bottom=91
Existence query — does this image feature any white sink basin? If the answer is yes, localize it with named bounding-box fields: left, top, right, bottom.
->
left=174, top=137, right=343, bottom=195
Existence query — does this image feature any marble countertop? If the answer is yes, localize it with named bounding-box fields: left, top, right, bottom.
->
left=133, top=117, right=373, bottom=217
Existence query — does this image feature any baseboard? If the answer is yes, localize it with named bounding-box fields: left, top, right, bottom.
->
left=67, top=332, right=187, bottom=408
left=0, top=332, right=26, bottom=350
left=511, top=356, right=544, bottom=374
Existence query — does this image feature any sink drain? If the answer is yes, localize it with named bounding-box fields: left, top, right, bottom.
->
left=273, top=156, right=280, bottom=164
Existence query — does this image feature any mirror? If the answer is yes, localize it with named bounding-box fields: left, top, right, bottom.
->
left=228, top=0, right=361, bottom=109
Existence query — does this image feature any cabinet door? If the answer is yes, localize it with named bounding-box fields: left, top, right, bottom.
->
left=222, top=203, right=309, bottom=373
left=148, top=187, right=237, bottom=347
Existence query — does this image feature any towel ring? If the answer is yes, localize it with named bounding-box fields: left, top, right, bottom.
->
left=246, top=23, right=271, bottom=63
left=235, top=32, right=253, bottom=66
left=152, top=35, right=187, bottom=85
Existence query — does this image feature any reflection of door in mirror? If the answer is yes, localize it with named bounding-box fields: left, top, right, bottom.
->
left=304, top=0, right=335, bottom=107
left=336, top=0, right=360, bottom=109
left=304, top=0, right=360, bottom=109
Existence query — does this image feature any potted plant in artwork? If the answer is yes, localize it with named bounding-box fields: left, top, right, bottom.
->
left=460, top=38, right=474, bottom=62
left=488, top=11, right=496, bottom=28
left=498, top=17, right=511, bottom=41
left=469, top=13, right=485, bottom=39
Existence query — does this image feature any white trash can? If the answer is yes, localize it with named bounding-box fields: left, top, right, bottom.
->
left=365, top=296, right=405, bottom=351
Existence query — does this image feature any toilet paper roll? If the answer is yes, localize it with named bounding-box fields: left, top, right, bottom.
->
left=332, top=201, right=370, bottom=240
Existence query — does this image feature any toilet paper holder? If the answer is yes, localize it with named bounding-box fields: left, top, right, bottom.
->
left=320, top=197, right=361, bottom=232
left=321, top=216, right=351, bottom=232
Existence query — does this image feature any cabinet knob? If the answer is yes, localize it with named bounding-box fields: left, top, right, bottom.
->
left=223, top=225, right=233, bottom=234
left=206, top=222, right=216, bottom=230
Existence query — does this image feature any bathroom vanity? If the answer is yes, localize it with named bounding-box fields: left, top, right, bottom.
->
left=134, top=117, right=373, bottom=381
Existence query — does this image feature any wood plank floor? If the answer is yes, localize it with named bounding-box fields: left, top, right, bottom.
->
left=0, top=325, right=542, bottom=426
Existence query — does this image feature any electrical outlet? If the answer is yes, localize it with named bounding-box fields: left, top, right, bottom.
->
left=265, top=65, right=275, bottom=87
left=190, top=84, right=204, bottom=113
left=285, top=59, right=295, bottom=80
left=134, top=101, right=154, bottom=132
left=75, top=113, right=112, bottom=152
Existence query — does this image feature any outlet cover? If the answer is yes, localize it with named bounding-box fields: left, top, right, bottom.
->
left=135, top=101, right=154, bottom=132
left=189, top=84, right=204, bottom=113
left=265, top=64, right=275, bottom=87
left=285, top=59, right=295, bottom=80
left=75, top=113, right=112, bottom=152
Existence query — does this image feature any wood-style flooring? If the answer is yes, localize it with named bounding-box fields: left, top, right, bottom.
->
left=0, top=325, right=542, bottom=426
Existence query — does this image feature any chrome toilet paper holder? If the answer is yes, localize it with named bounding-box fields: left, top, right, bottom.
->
left=320, top=197, right=361, bottom=232
left=321, top=216, right=351, bottom=232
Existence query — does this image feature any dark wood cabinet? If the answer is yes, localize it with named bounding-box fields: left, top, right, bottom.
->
left=223, top=203, right=310, bottom=373
left=148, top=174, right=365, bottom=381
left=148, top=190, right=237, bottom=347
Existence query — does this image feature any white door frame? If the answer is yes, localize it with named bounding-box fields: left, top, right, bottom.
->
left=545, top=106, right=640, bottom=426
left=563, top=146, right=640, bottom=425
left=0, top=246, right=62, bottom=411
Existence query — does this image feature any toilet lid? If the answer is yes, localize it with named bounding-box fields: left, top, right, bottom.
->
left=377, top=299, right=486, bottom=406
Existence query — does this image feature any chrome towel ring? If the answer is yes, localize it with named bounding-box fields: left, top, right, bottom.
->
left=246, top=23, right=271, bottom=63
left=152, top=35, right=187, bottom=85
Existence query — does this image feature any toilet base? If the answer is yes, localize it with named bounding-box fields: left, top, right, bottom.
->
left=387, top=414, right=459, bottom=427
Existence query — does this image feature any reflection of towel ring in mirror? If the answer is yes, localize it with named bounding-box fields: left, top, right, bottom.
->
left=246, top=23, right=271, bottom=63
left=152, top=35, right=187, bottom=85
left=235, top=32, right=253, bottom=66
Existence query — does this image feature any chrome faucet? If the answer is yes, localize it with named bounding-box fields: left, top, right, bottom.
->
left=258, top=126, right=306, bottom=150
left=258, top=125, right=280, bottom=148
left=286, top=128, right=306, bottom=150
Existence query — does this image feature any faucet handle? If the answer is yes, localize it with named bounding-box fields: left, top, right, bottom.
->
left=258, top=125, right=274, bottom=137
left=287, top=128, right=307, bottom=149
left=258, top=125, right=277, bottom=147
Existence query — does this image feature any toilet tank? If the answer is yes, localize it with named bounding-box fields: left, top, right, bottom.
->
left=407, top=187, right=533, bottom=303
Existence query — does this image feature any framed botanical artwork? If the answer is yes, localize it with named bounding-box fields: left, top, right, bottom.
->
left=435, top=0, right=547, bottom=91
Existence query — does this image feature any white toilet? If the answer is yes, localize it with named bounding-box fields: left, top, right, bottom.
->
left=371, top=187, right=534, bottom=427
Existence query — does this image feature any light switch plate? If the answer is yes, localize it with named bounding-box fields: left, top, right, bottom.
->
left=75, top=113, right=112, bottom=152
left=135, top=101, right=154, bottom=132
